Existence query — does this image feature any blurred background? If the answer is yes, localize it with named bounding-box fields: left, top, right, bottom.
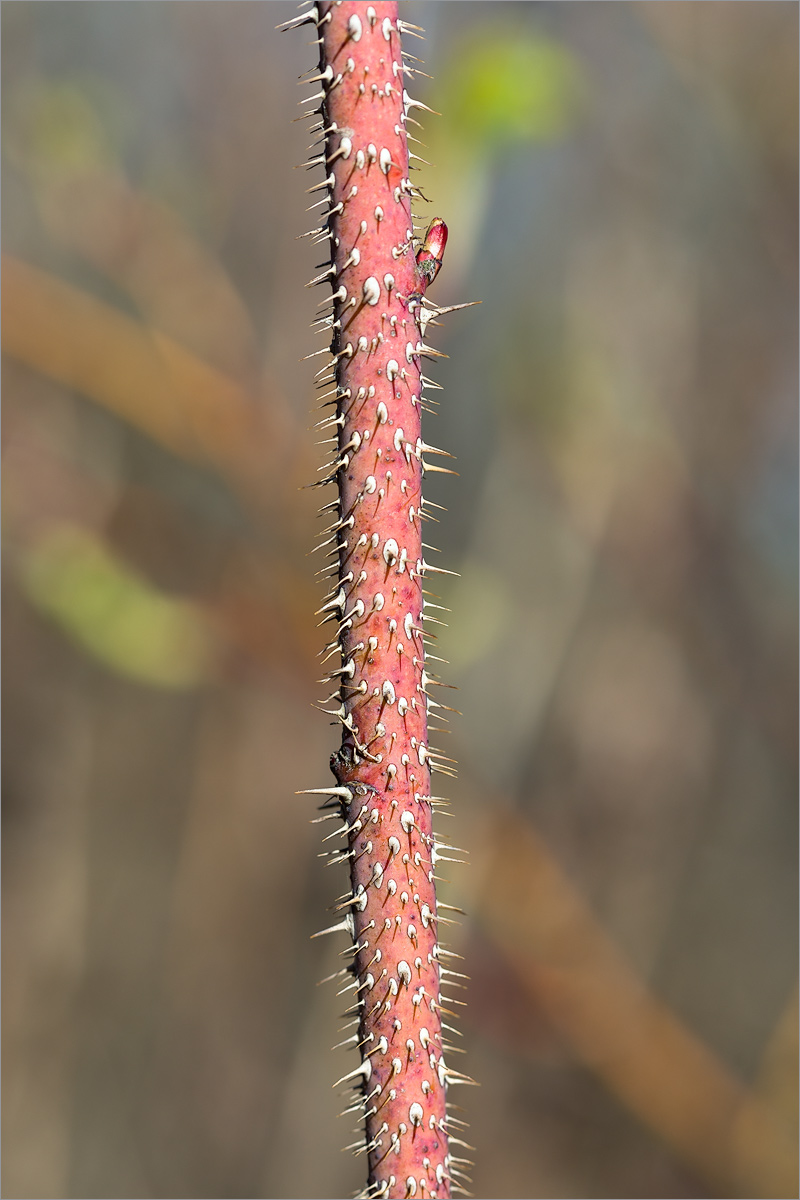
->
left=2, top=3, right=797, bottom=1197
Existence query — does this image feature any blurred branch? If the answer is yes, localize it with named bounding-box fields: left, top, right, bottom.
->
left=480, top=811, right=798, bottom=1199
left=31, top=167, right=260, bottom=380
left=5, top=75, right=260, bottom=377
left=751, top=985, right=799, bottom=1142
left=1, top=254, right=289, bottom=495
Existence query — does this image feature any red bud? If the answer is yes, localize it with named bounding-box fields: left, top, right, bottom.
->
left=415, top=217, right=448, bottom=290
left=422, top=216, right=448, bottom=262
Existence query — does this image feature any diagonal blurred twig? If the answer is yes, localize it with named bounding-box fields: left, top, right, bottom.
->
left=480, top=811, right=798, bottom=1199
left=1, top=254, right=282, bottom=490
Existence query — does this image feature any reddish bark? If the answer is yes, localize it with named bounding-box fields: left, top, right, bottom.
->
left=288, top=3, right=469, bottom=1196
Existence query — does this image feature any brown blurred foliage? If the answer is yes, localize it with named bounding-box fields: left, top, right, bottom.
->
left=2, top=4, right=797, bottom=1198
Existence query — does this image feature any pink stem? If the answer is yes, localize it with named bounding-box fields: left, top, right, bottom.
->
left=288, top=3, right=464, bottom=1196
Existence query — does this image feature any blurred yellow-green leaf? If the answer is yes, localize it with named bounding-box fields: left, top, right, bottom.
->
left=439, top=31, right=583, bottom=151
left=6, top=78, right=119, bottom=173
left=21, top=523, right=218, bottom=689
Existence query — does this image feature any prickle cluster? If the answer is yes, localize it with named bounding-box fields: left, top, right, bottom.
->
left=283, top=3, right=476, bottom=1197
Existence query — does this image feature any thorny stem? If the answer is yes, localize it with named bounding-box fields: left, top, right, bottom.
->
left=285, top=2, right=473, bottom=1197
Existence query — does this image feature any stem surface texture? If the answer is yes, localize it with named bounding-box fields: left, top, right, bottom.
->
left=289, top=3, right=469, bottom=1196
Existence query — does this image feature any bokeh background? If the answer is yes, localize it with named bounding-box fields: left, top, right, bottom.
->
left=2, top=3, right=797, bottom=1198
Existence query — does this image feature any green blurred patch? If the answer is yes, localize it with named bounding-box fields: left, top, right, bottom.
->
left=438, top=29, right=583, bottom=151
left=4, top=76, right=125, bottom=173
left=439, top=561, right=514, bottom=670
left=21, top=523, right=218, bottom=689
